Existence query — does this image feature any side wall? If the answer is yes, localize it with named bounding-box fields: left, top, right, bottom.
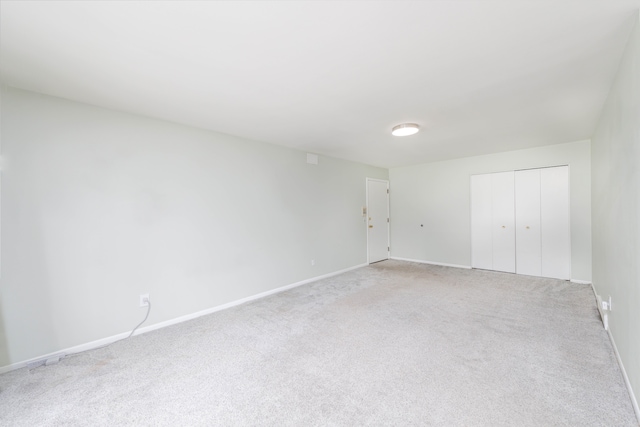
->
left=389, top=140, right=592, bottom=281
left=591, top=13, right=640, bottom=410
left=0, top=86, right=388, bottom=368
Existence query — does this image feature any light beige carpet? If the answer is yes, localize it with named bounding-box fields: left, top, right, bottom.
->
left=0, top=260, right=637, bottom=426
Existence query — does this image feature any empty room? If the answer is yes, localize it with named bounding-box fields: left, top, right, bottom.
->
left=1, top=1, right=639, bottom=425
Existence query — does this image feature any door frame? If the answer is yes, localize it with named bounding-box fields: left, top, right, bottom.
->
left=366, top=178, right=390, bottom=264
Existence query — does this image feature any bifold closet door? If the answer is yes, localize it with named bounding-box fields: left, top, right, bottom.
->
left=472, top=166, right=569, bottom=279
left=491, top=171, right=516, bottom=273
left=515, top=169, right=542, bottom=276
left=541, top=166, right=570, bottom=280
left=471, top=171, right=515, bottom=272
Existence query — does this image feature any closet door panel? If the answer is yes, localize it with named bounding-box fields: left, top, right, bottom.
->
left=491, top=171, right=515, bottom=273
left=541, top=166, right=571, bottom=280
left=515, top=169, right=542, bottom=276
left=471, top=174, right=493, bottom=269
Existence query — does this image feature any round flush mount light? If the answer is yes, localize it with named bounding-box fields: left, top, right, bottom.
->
left=391, top=123, right=419, bottom=136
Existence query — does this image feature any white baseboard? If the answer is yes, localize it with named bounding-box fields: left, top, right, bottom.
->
left=589, top=283, right=609, bottom=330
left=570, top=279, right=592, bottom=284
left=607, top=325, right=640, bottom=422
left=389, top=259, right=591, bottom=281
left=389, top=256, right=471, bottom=270
left=589, top=284, right=639, bottom=423
left=0, top=263, right=367, bottom=375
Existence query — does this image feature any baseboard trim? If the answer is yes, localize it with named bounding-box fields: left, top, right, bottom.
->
left=389, top=256, right=471, bottom=270
left=570, top=279, right=592, bottom=284
left=0, top=263, right=367, bottom=375
left=589, top=283, right=640, bottom=423
left=607, top=325, right=640, bottom=423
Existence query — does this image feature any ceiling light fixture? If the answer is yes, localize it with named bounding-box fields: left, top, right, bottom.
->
left=392, top=123, right=419, bottom=136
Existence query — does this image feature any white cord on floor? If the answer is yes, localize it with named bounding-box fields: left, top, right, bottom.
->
left=53, top=297, right=153, bottom=365
left=128, top=299, right=151, bottom=339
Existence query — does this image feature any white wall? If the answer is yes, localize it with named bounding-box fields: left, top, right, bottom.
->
left=389, top=140, right=592, bottom=281
left=591, top=13, right=640, bottom=409
left=0, top=86, right=387, bottom=369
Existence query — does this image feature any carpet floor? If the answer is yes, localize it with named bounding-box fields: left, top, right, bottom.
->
left=0, top=260, right=637, bottom=426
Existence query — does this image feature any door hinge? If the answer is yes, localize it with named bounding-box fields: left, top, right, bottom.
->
left=387, top=218, right=389, bottom=223
left=388, top=246, right=390, bottom=251
left=387, top=189, right=389, bottom=194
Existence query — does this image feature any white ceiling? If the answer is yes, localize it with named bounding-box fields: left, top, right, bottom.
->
left=1, top=1, right=639, bottom=168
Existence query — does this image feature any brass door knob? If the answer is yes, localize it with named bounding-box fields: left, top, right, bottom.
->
left=526, top=226, right=530, bottom=229
left=369, top=225, right=373, bottom=228
left=501, top=225, right=506, bottom=228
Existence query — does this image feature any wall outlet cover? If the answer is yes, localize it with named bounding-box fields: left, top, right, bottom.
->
left=140, top=293, right=150, bottom=307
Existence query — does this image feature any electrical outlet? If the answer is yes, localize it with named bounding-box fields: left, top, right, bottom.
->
left=311, top=259, right=315, bottom=266
left=139, top=293, right=150, bottom=307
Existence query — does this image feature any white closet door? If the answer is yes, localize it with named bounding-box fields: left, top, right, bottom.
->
left=471, top=174, right=493, bottom=269
left=515, top=169, right=542, bottom=276
left=541, top=166, right=571, bottom=279
left=491, top=171, right=515, bottom=273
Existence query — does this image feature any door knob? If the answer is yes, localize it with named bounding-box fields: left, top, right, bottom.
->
left=526, top=226, right=530, bottom=229
left=501, top=225, right=506, bottom=228
left=369, top=225, right=373, bottom=228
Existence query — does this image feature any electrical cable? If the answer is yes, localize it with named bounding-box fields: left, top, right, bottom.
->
left=49, top=297, right=153, bottom=365
left=127, top=298, right=151, bottom=339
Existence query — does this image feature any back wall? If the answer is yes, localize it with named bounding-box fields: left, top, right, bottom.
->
left=389, top=140, right=591, bottom=281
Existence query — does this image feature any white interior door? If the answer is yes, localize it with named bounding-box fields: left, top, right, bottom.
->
left=367, top=179, right=389, bottom=264
left=541, top=166, right=571, bottom=279
left=491, top=171, right=516, bottom=273
left=471, top=174, right=493, bottom=269
left=515, top=169, right=542, bottom=276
